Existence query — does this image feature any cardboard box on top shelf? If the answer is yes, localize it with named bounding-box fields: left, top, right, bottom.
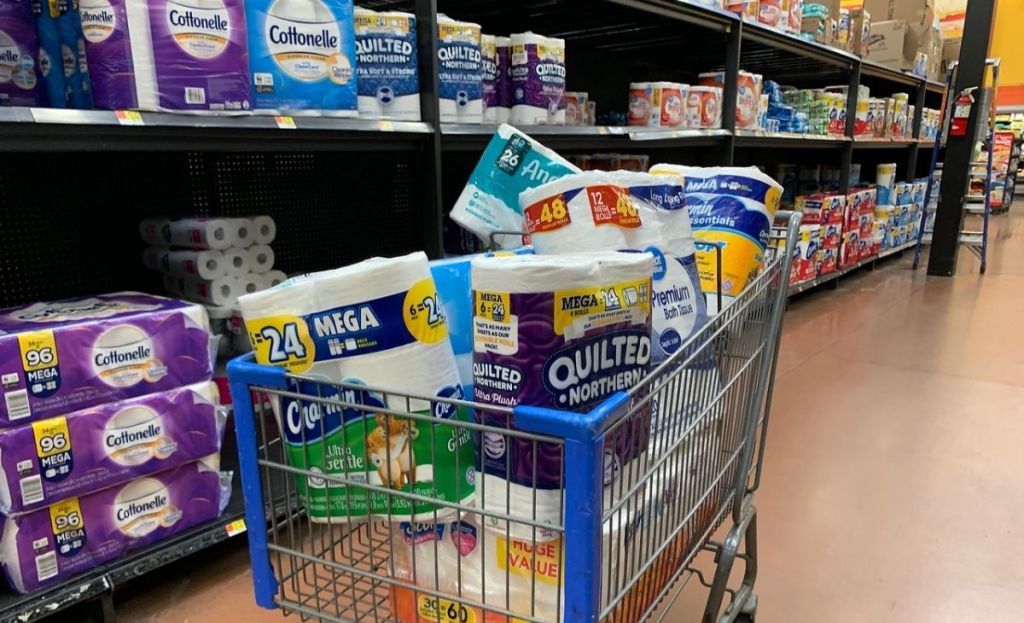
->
left=867, top=20, right=908, bottom=68
left=850, top=8, right=871, bottom=56
left=863, top=0, right=933, bottom=24
left=802, top=0, right=841, bottom=20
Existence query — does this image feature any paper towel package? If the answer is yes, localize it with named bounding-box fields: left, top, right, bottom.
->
left=139, top=217, right=242, bottom=250
left=471, top=253, right=653, bottom=537
left=114, top=0, right=251, bottom=112
left=0, top=293, right=213, bottom=427
left=651, top=165, right=781, bottom=313
left=0, top=457, right=229, bottom=593
left=0, top=0, right=47, bottom=106
left=354, top=7, right=419, bottom=120
left=509, top=32, right=565, bottom=125
left=436, top=15, right=481, bottom=123
left=450, top=124, right=580, bottom=248
left=245, top=0, right=357, bottom=115
left=237, top=252, right=474, bottom=522
left=79, top=0, right=135, bottom=109
left=0, top=381, right=223, bottom=514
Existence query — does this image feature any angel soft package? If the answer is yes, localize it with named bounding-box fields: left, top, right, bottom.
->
left=450, top=124, right=580, bottom=248
left=0, top=382, right=224, bottom=514
left=471, top=253, right=652, bottom=538
left=237, top=252, right=474, bottom=523
left=0, top=293, right=213, bottom=427
left=650, top=165, right=781, bottom=313
left=0, top=457, right=229, bottom=593
left=521, top=171, right=707, bottom=363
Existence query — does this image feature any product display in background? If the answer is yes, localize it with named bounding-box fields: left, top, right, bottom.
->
left=237, top=251, right=474, bottom=523
left=245, top=0, right=357, bottom=116
left=354, top=6, right=420, bottom=120
left=0, top=457, right=230, bottom=593
left=572, top=153, right=650, bottom=172
left=0, top=293, right=214, bottom=426
left=509, top=31, right=566, bottom=125
left=436, top=15, right=481, bottom=123
left=0, top=0, right=47, bottom=106
left=0, top=381, right=224, bottom=514
left=32, top=0, right=94, bottom=109
left=471, top=252, right=653, bottom=537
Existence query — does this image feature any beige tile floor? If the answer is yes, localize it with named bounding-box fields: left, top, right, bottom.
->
left=86, top=212, right=1024, bottom=623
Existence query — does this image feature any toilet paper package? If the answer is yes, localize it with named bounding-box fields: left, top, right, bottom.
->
left=519, top=171, right=634, bottom=253
left=0, top=293, right=213, bottom=427
left=480, top=33, right=499, bottom=123
left=0, top=381, right=223, bottom=514
left=429, top=255, right=475, bottom=397
left=164, top=274, right=241, bottom=306
left=509, top=32, right=565, bottom=125
left=35, top=0, right=92, bottom=108
left=139, top=217, right=241, bottom=250
left=354, top=7, right=419, bottom=120
left=450, top=124, right=580, bottom=248
left=436, top=15, right=481, bottom=123
left=31, top=0, right=67, bottom=107
left=143, top=247, right=226, bottom=281
left=471, top=253, right=653, bottom=537
left=115, top=0, right=250, bottom=112
left=245, top=0, right=357, bottom=115
left=651, top=165, right=781, bottom=313
left=0, top=0, right=47, bottom=106
left=79, top=0, right=135, bottom=109
left=0, top=457, right=229, bottom=593
left=237, top=252, right=474, bottom=522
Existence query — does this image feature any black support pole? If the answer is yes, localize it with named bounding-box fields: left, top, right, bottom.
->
left=719, top=20, right=742, bottom=165
left=927, top=0, right=997, bottom=276
left=416, top=0, right=444, bottom=257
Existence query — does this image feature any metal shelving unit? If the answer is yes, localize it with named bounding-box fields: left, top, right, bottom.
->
left=0, top=0, right=947, bottom=620
left=788, top=240, right=918, bottom=297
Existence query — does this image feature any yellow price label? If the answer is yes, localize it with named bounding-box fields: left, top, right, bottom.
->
left=50, top=498, right=84, bottom=535
left=553, top=278, right=651, bottom=336
left=274, top=116, right=297, bottom=129
left=225, top=518, right=247, bottom=537
left=32, top=416, right=71, bottom=459
left=115, top=110, right=144, bottom=126
left=18, top=331, right=57, bottom=372
left=403, top=279, right=449, bottom=344
left=416, top=595, right=476, bottom=623
left=524, top=194, right=571, bottom=233
left=474, top=291, right=510, bottom=324
left=496, top=535, right=564, bottom=587
left=246, top=315, right=315, bottom=372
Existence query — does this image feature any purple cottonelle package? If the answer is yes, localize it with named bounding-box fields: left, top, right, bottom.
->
left=0, top=457, right=229, bottom=593
left=0, top=382, right=224, bottom=514
left=471, top=252, right=653, bottom=538
left=0, top=0, right=47, bottom=106
left=0, top=292, right=214, bottom=427
left=508, top=32, right=565, bottom=125
left=79, top=0, right=137, bottom=110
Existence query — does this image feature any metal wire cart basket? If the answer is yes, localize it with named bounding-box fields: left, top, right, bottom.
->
left=227, top=212, right=800, bottom=623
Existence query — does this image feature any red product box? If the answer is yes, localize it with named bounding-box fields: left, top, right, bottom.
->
left=839, top=231, right=860, bottom=267
left=819, top=247, right=837, bottom=275
left=857, top=237, right=874, bottom=259
left=796, top=193, right=845, bottom=224
left=820, top=221, right=842, bottom=248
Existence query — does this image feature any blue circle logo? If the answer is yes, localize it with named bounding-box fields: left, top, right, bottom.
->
left=376, top=86, right=394, bottom=104
left=645, top=246, right=667, bottom=281
left=659, top=329, right=682, bottom=354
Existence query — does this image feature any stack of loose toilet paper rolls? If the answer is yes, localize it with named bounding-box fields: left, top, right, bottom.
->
left=140, top=215, right=285, bottom=359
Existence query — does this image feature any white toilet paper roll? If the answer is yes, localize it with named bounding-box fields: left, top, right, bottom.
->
left=246, top=245, right=275, bottom=274
left=220, top=248, right=250, bottom=276
left=178, top=275, right=239, bottom=306
left=518, top=171, right=633, bottom=253
left=158, top=249, right=227, bottom=281
left=263, top=270, right=288, bottom=288
left=237, top=251, right=472, bottom=523
left=233, top=274, right=263, bottom=296
left=140, top=218, right=239, bottom=250
left=250, top=215, right=277, bottom=245
left=230, top=218, right=255, bottom=248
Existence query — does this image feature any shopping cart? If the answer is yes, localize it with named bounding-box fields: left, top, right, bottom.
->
left=227, top=211, right=800, bottom=623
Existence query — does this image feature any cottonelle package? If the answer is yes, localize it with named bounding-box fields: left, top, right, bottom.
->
left=0, top=382, right=224, bottom=514
left=450, top=124, right=580, bottom=248
left=0, top=457, right=229, bottom=593
left=650, top=165, right=781, bottom=313
left=237, top=252, right=474, bottom=523
left=471, top=253, right=652, bottom=539
left=0, top=293, right=213, bottom=427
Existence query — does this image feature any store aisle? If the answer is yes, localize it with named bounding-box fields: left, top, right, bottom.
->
left=105, top=214, right=1024, bottom=623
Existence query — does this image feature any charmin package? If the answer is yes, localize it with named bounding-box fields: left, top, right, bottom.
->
left=0, top=293, right=214, bottom=427
left=471, top=252, right=653, bottom=538
left=0, top=382, right=224, bottom=514
left=650, top=165, right=781, bottom=313
left=237, top=252, right=474, bottom=522
left=450, top=124, right=580, bottom=248
left=0, top=457, right=229, bottom=593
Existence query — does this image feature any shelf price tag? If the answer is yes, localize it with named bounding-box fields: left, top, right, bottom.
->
left=225, top=519, right=247, bottom=536
left=114, top=110, right=144, bottom=126
left=274, top=116, right=297, bottom=130
left=377, top=120, right=394, bottom=132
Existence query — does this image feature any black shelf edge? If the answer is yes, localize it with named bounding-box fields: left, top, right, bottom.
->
left=859, top=59, right=926, bottom=88
left=439, top=124, right=731, bottom=150
left=852, top=137, right=919, bottom=149
left=740, top=20, right=858, bottom=68
left=0, top=108, right=433, bottom=152
left=734, top=129, right=850, bottom=148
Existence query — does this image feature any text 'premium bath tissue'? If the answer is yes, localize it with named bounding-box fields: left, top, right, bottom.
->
left=237, top=252, right=474, bottom=522
left=0, top=457, right=229, bottom=593
left=0, top=293, right=213, bottom=427
left=471, top=253, right=652, bottom=537
left=0, top=381, right=224, bottom=514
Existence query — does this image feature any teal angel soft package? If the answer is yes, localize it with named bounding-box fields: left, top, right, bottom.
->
left=244, top=0, right=357, bottom=115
